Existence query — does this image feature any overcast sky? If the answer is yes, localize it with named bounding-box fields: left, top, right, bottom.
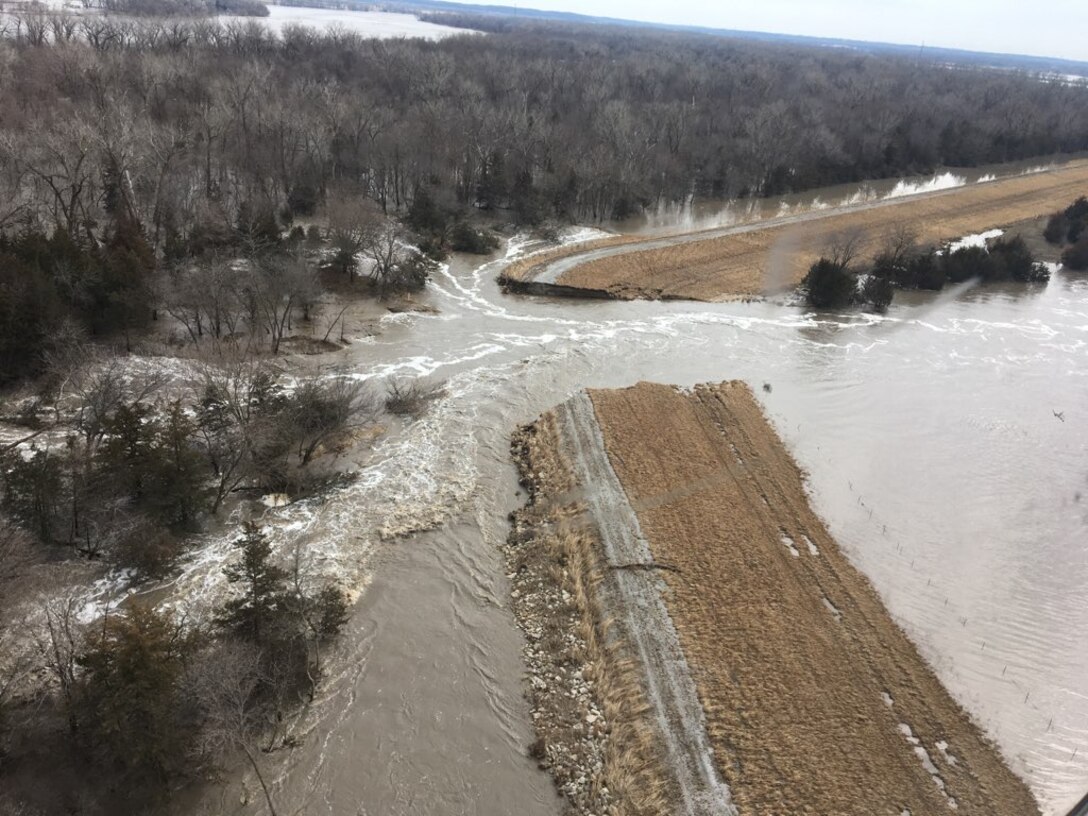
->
left=449, top=0, right=1087, bottom=62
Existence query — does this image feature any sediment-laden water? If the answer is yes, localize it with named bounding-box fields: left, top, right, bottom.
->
left=144, top=168, right=1087, bottom=815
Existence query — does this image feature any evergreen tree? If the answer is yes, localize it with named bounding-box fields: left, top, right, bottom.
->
left=216, top=523, right=290, bottom=644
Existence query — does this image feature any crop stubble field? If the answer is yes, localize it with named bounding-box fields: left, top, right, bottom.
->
left=573, top=382, right=1040, bottom=815
left=522, top=161, right=1088, bottom=300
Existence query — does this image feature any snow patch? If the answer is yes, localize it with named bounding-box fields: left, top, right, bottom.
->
left=823, top=596, right=843, bottom=621
left=780, top=533, right=800, bottom=557
left=947, top=229, right=1003, bottom=252
left=897, top=723, right=958, bottom=809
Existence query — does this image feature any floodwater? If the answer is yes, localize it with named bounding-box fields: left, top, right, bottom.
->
left=163, top=170, right=1087, bottom=816
left=615, top=156, right=1083, bottom=236
left=222, top=7, right=476, bottom=39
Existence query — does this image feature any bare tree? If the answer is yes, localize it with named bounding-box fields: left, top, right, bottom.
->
left=286, top=375, right=380, bottom=466
left=824, top=228, right=866, bottom=271
left=245, top=255, right=321, bottom=354
left=189, top=642, right=281, bottom=816
left=0, top=520, right=37, bottom=734
left=193, top=359, right=271, bottom=511
left=36, top=596, right=84, bottom=734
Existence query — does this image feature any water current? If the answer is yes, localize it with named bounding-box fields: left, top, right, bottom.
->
left=156, top=168, right=1088, bottom=816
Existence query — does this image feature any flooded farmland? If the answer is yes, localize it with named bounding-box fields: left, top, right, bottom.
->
left=173, top=223, right=1088, bottom=815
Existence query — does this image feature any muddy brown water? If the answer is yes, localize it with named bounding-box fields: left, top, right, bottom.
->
left=172, top=173, right=1088, bottom=816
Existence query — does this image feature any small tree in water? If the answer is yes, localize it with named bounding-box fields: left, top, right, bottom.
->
left=803, top=258, right=857, bottom=309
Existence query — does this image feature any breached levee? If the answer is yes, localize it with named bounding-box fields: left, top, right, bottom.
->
left=500, top=160, right=1088, bottom=301
left=508, top=381, right=1040, bottom=815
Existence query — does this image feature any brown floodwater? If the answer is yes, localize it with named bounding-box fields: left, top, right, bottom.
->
left=166, top=168, right=1087, bottom=816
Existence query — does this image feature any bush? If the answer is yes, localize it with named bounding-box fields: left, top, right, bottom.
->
left=450, top=221, right=499, bottom=254
left=1045, top=197, right=1088, bottom=245
left=942, top=245, right=995, bottom=283
left=385, top=254, right=434, bottom=295
left=803, top=258, right=856, bottom=308
left=1062, top=238, right=1088, bottom=271
left=860, top=274, right=894, bottom=312
left=385, top=379, right=445, bottom=418
left=910, top=252, right=946, bottom=290
left=991, top=236, right=1048, bottom=282
left=1044, top=213, right=1068, bottom=244
left=286, top=225, right=306, bottom=246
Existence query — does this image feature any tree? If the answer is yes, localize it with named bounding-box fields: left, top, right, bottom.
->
left=803, top=258, right=856, bottom=309
left=285, top=375, right=379, bottom=467
left=187, top=642, right=282, bottom=816
left=1, top=449, right=66, bottom=545
left=216, top=523, right=290, bottom=645
left=75, top=604, right=199, bottom=784
left=38, top=597, right=83, bottom=735
left=0, top=520, right=36, bottom=749
left=860, top=274, right=894, bottom=312
left=1063, top=238, right=1088, bottom=271
left=245, top=254, right=320, bottom=354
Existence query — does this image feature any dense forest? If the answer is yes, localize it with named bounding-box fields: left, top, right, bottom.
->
left=0, top=15, right=1087, bottom=241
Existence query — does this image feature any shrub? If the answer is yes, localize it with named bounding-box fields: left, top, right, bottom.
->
left=1062, top=238, right=1088, bottom=271
left=910, top=252, right=946, bottom=290
left=803, top=258, right=856, bottom=308
left=450, top=221, right=499, bottom=254
left=991, top=236, right=1049, bottom=282
left=385, top=379, right=445, bottom=418
left=860, top=274, right=894, bottom=312
left=942, top=245, right=995, bottom=283
left=1044, top=213, right=1068, bottom=244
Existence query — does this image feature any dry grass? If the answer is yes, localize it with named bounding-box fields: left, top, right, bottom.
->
left=507, top=415, right=674, bottom=815
left=587, top=381, right=1041, bottom=815
left=556, top=161, right=1088, bottom=300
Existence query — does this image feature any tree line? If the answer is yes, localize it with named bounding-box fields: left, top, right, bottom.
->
left=1, top=14, right=1086, bottom=248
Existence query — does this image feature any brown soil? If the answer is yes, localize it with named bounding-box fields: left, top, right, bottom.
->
left=556, top=161, right=1088, bottom=300
left=586, top=381, right=1041, bottom=816
left=506, top=414, right=676, bottom=815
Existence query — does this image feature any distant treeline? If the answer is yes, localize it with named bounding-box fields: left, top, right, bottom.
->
left=104, top=0, right=270, bottom=16
left=1, top=17, right=1087, bottom=245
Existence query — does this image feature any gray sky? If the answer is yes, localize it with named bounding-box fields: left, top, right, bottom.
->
left=451, top=0, right=1087, bottom=62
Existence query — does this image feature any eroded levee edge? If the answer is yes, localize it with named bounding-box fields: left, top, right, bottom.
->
left=504, top=393, right=735, bottom=816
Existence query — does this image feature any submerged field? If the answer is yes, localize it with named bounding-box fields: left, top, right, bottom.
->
left=504, top=160, right=1088, bottom=300
left=513, top=381, right=1042, bottom=815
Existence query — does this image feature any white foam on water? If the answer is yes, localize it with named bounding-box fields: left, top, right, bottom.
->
left=885, top=172, right=966, bottom=200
